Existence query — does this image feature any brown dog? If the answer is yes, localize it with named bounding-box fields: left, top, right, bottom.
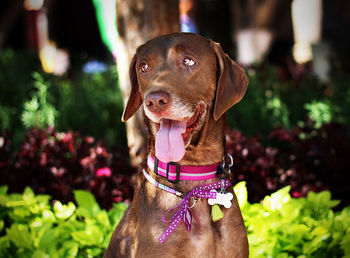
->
left=105, top=33, right=249, bottom=258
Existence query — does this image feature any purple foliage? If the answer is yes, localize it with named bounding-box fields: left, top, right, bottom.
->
left=0, top=128, right=135, bottom=209
left=1, top=121, right=349, bottom=209
left=226, top=121, right=350, bottom=206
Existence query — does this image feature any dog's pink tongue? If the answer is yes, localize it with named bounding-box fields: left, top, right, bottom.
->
left=155, top=119, right=187, bottom=163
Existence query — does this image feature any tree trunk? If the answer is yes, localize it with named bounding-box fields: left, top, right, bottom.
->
left=116, top=0, right=180, bottom=166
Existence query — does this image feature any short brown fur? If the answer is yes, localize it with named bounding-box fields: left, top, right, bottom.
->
left=105, top=33, right=249, bottom=258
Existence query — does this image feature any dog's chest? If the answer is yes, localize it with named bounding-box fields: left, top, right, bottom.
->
left=134, top=198, right=221, bottom=257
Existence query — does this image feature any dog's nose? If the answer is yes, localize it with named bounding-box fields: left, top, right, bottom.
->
left=145, top=91, right=170, bottom=114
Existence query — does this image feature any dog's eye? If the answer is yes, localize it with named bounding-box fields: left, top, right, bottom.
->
left=139, top=62, right=149, bottom=73
left=183, top=57, right=196, bottom=66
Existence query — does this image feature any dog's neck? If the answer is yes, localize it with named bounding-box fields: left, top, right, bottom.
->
left=179, top=119, right=225, bottom=166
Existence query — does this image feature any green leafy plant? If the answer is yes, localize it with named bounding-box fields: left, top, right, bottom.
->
left=0, top=49, right=42, bottom=147
left=1, top=49, right=125, bottom=149
left=304, top=100, right=332, bottom=128
left=227, top=65, right=350, bottom=140
left=234, top=182, right=350, bottom=258
left=227, top=66, right=298, bottom=137
left=21, top=73, right=58, bottom=129
left=0, top=186, right=127, bottom=257
left=1, top=183, right=349, bottom=257
left=48, top=65, right=126, bottom=147
left=0, top=105, right=13, bottom=130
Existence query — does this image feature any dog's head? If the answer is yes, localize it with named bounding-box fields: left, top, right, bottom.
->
left=122, top=33, right=248, bottom=163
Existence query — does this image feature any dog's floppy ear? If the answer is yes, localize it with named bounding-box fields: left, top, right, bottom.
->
left=211, top=41, right=249, bottom=121
left=122, top=54, right=143, bottom=122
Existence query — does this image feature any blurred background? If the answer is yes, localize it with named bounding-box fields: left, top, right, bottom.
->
left=1, top=0, right=350, bottom=256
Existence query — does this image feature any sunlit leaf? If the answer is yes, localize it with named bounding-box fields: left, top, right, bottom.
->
left=74, top=190, right=100, bottom=217
left=23, top=187, right=35, bottom=201
left=71, top=225, right=104, bottom=246
left=38, top=228, right=56, bottom=251
left=53, top=201, right=76, bottom=220
left=341, top=234, right=350, bottom=255
left=32, top=250, right=50, bottom=258
left=108, top=202, right=128, bottom=226
left=263, top=186, right=291, bottom=211
left=0, top=185, right=8, bottom=195
left=86, top=247, right=102, bottom=257
left=97, top=210, right=111, bottom=228
left=58, top=242, right=79, bottom=258
left=6, top=224, right=33, bottom=250
left=233, top=181, right=248, bottom=209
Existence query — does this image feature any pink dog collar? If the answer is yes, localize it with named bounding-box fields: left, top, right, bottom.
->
left=147, top=156, right=220, bottom=182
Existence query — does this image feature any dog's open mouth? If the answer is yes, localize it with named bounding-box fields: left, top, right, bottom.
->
left=182, top=102, right=204, bottom=140
left=154, top=103, right=205, bottom=163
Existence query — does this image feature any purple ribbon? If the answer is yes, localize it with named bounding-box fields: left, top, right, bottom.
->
left=158, top=179, right=231, bottom=243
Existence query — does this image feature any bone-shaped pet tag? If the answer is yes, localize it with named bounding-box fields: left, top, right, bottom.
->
left=208, top=190, right=233, bottom=208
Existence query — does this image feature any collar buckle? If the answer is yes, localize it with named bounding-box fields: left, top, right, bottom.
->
left=166, top=162, right=180, bottom=183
